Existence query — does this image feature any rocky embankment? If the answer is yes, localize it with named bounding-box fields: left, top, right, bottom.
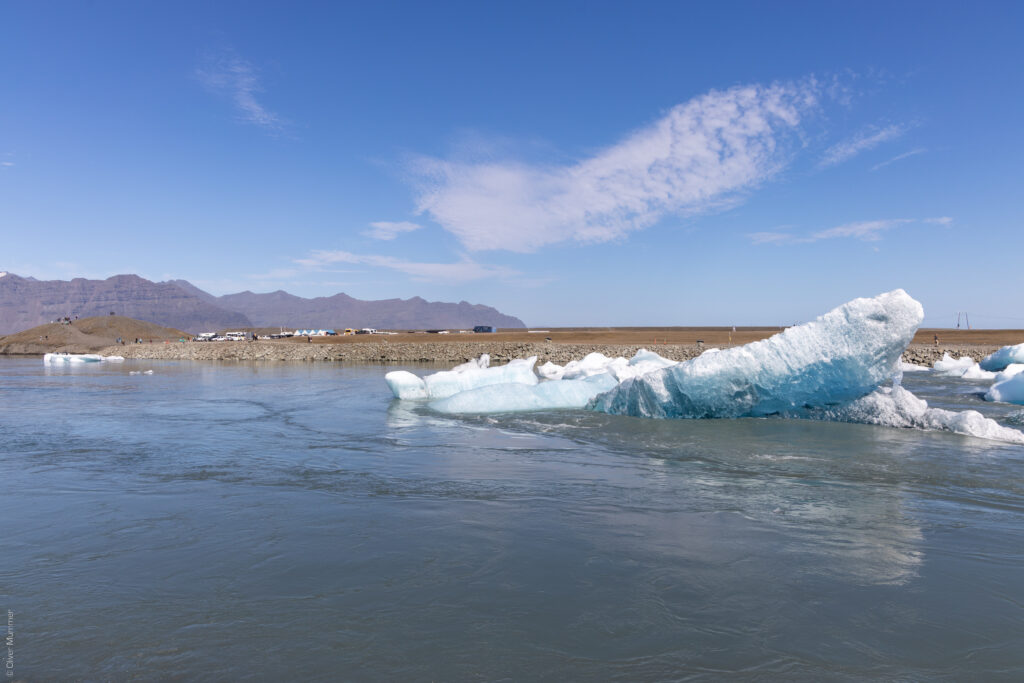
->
left=901, top=345, right=996, bottom=366
left=98, top=340, right=1000, bottom=366
left=101, top=341, right=707, bottom=364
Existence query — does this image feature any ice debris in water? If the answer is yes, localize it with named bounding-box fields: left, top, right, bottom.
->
left=994, top=364, right=1024, bottom=383
left=385, top=356, right=538, bottom=400
left=980, top=343, right=1024, bottom=371
left=43, top=353, right=124, bottom=364
left=592, top=290, right=923, bottom=419
left=429, top=348, right=678, bottom=414
left=809, top=385, right=1024, bottom=444
left=932, top=353, right=996, bottom=380
left=985, top=373, right=1024, bottom=405
left=899, top=361, right=930, bottom=373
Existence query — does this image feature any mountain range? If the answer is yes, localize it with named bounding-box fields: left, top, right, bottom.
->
left=0, top=272, right=525, bottom=335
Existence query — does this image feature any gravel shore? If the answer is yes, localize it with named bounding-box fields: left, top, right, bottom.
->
left=97, top=340, right=999, bottom=366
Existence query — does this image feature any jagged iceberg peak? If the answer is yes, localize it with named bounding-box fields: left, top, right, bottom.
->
left=590, top=290, right=924, bottom=419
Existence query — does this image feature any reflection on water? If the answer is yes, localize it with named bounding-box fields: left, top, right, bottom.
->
left=1, top=358, right=1023, bottom=680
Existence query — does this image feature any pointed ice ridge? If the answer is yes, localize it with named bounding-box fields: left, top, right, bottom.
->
left=590, top=290, right=924, bottom=418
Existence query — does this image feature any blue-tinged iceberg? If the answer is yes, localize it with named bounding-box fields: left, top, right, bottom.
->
left=980, top=343, right=1024, bottom=372
left=591, top=290, right=923, bottom=418
left=985, top=373, right=1024, bottom=405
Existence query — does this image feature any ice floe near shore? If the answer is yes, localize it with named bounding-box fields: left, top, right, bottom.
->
left=980, top=343, right=1024, bottom=371
left=385, top=290, right=1024, bottom=443
left=43, top=353, right=125, bottom=364
left=932, top=353, right=996, bottom=380
left=985, top=373, right=1024, bottom=405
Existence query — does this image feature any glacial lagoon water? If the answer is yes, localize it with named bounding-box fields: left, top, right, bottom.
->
left=1, top=357, right=1023, bottom=680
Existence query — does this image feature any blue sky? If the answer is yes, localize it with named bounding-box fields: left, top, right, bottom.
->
left=2, top=1, right=1022, bottom=327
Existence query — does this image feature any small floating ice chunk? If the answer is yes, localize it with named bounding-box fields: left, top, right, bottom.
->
left=980, top=343, right=1024, bottom=371
left=994, top=364, right=1024, bottom=383
left=43, top=353, right=104, bottom=364
left=591, top=290, right=924, bottom=419
left=430, top=373, right=618, bottom=414
left=899, top=361, right=929, bottom=372
left=933, top=354, right=975, bottom=375
left=985, top=373, right=1024, bottom=405
left=932, top=353, right=996, bottom=380
left=812, top=385, right=1024, bottom=443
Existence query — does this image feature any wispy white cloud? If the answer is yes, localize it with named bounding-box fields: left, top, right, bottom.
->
left=809, top=218, right=912, bottom=241
left=748, top=217, right=951, bottom=245
left=410, top=80, right=820, bottom=252
left=871, top=147, right=927, bottom=171
left=295, top=250, right=519, bottom=283
left=196, top=48, right=283, bottom=131
left=0, top=162, right=13, bottom=167
left=748, top=231, right=800, bottom=245
left=363, top=221, right=423, bottom=240
left=819, top=124, right=907, bottom=168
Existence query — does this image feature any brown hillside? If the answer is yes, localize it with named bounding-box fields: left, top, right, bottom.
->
left=0, top=316, right=190, bottom=355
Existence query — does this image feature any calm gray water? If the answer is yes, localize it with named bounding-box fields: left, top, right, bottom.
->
left=2, top=358, right=1023, bottom=680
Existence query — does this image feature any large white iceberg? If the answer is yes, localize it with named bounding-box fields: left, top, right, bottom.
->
left=591, top=290, right=923, bottom=418
left=985, top=373, right=1024, bottom=405
left=979, top=343, right=1024, bottom=372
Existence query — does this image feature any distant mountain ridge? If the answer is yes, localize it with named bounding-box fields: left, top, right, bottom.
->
left=0, top=272, right=525, bottom=335
left=0, top=273, right=252, bottom=334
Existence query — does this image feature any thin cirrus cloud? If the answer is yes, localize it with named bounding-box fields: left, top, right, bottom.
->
left=196, top=48, right=283, bottom=131
left=819, top=124, right=908, bottom=168
left=749, top=216, right=952, bottom=245
left=409, top=80, right=821, bottom=253
left=362, top=221, right=423, bottom=240
left=295, top=250, right=519, bottom=283
left=871, top=148, right=927, bottom=172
